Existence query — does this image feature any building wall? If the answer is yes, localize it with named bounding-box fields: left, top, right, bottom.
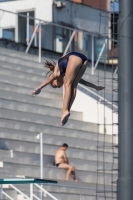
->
left=0, top=0, right=53, bottom=28
left=53, top=0, right=109, bottom=35
left=73, top=0, right=111, bottom=11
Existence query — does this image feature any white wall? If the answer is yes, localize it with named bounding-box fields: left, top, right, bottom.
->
left=71, top=87, right=118, bottom=136
left=0, top=0, right=53, bottom=29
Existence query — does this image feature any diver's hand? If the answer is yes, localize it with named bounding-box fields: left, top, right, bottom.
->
left=96, top=86, right=105, bottom=91
left=31, top=88, right=41, bottom=95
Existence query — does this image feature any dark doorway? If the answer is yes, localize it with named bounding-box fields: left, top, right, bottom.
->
left=18, top=11, right=34, bottom=44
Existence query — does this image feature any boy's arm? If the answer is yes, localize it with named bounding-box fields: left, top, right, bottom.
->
left=64, top=152, right=69, bottom=164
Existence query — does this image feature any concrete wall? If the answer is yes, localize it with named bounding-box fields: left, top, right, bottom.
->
left=53, top=0, right=109, bottom=35
left=71, top=87, right=118, bottom=135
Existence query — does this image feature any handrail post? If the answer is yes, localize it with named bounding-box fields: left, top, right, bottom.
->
left=2, top=191, right=14, bottom=200
left=26, top=12, right=29, bottom=45
left=25, top=22, right=39, bottom=54
left=58, top=187, right=61, bottom=200
left=40, top=132, right=43, bottom=200
left=9, top=184, right=30, bottom=200
left=63, top=30, right=76, bottom=55
left=36, top=133, right=44, bottom=200
left=0, top=184, right=3, bottom=200
left=91, top=35, right=95, bottom=75
left=94, top=39, right=107, bottom=70
left=35, top=184, right=58, bottom=200
left=30, top=184, right=33, bottom=200
left=39, top=22, right=42, bottom=63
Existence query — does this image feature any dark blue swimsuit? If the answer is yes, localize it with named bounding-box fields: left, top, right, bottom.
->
left=58, top=52, right=88, bottom=75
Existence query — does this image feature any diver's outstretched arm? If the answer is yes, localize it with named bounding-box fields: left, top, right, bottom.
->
left=31, top=73, right=57, bottom=95
left=79, top=78, right=105, bottom=91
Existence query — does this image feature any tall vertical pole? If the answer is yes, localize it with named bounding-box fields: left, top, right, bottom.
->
left=118, top=0, right=133, bottom=199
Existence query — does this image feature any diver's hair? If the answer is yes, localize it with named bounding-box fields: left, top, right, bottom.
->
left=44, top=60, right=56, bottom=88
left=44, top=60, right=56, bottom=77
left=62, top=143, right=68, bottom=148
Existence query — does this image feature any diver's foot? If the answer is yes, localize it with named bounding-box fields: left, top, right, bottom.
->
left=60, top=111, right=70, bottom=126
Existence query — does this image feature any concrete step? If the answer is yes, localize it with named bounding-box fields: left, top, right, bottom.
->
left=0, top=90, right=62, bottom=108
left=0, top=149, right=117, bottom=172
left=0, top=170, right=24, bottom=178
left=0, top=47, right=58, bottom=63
left=0, top=56, right=117, bottom=103
left=0, top=47, right=117, bottom=80
left=0, top=118, right=114, bottom=143
left=0, top=64, right=117, bottom=103
left=0, top=127, right=117, bottom=153
left=0, top=60, right=48, bottom=77
left=0, top=150, right=12, bottom=158
left=0, top=108, right=97, bottom=132
left=2, top=178, right=116, bottom=193
left=0, top=139, right=117, bottom=164
left=0, top=46, right=117, bottom=96
left=1, top=65, right=116, bottom=105
left=0, top=60, right=117, bottom=93
left=0, top=65, right=117, bottom=105
left=0, top=65, right=51, bottom=83
left=0, top=62, right=116, bottom=92
left=0, top=162, right=117, bottom=185
left=0, top=48, right=117, bottom=87
left=0, top=47, right=42, bottom=62
left=0, top=82, right=62, bottom=101
left=0, top=99, right=82, bottom=121
left=0, top=73, right=62, bottom=95
left=0, top=60, right=60, bottom=87
left=0, top=53, right=44, bottom=69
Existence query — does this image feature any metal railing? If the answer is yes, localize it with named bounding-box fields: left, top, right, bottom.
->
left=1, top=182, right=116, bottom=200
left=0, top=8, right=117, bottom=72
left=1, top=184, right=58, bottom=200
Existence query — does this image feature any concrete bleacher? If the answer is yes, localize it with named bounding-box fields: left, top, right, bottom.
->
left=0, top=46, right=117, bottom=200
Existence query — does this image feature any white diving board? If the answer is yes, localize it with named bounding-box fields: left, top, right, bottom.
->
left=0, top=178, right=58, bottom=184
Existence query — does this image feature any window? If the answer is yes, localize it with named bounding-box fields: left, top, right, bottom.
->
left=3, top=28, right=15, bottom=40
